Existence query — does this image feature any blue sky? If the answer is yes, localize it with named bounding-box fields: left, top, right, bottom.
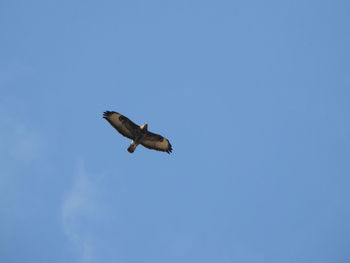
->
left=1, top=0, right=350, bottom=262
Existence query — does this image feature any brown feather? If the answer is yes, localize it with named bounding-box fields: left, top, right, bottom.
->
left=103, top=111, right=139, bottom=140
left=140, top=131, right=173, bottom=154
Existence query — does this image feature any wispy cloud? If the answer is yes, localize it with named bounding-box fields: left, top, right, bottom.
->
left=0, top=114, right=46, bottom=189
left=0, top=59, right=35, bottom=86
left=61, top=161, right=105, bottom=263
left=0, top=114, right=45, bottom=163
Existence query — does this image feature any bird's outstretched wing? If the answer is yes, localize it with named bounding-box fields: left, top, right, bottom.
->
left=140, top=131, right=172, bottom=154
left=103, top=111, right=140, bottom=140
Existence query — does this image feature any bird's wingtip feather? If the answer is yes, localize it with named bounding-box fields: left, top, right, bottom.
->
left=103, top=111, right=117, bottom=118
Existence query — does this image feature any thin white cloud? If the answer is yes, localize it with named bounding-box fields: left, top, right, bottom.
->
left=0, top=59, right=35, bottom=86
left=9, top=124, right=45, bottom=162
left=61, top=161, right=105, bottom=263
left=0, top=114, right=45, bottom=163
left=0, top=114, right=46, bottom=188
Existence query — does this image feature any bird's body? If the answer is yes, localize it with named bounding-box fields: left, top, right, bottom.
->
left=126, top=123, right=149, bottom=153
left=103, top=111, right=172, bottom=154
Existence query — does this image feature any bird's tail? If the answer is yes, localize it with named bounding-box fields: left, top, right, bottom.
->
left=127, top=141, right=138, bottom=153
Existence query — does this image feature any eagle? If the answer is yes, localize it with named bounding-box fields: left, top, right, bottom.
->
left=103, top=111, right=173, bottom=154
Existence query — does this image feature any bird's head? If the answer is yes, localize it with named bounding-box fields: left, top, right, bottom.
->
left=140, top=123, right=148, bottom=131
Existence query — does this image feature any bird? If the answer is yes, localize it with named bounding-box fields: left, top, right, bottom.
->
left=103, top=111, right=173, bottom=154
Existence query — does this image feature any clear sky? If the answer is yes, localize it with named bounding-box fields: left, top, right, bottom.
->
left=1, top=0, right=350, bottom=262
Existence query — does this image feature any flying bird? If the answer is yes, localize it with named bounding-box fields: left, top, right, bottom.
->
left=103, top=111, right=172, bottom=154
